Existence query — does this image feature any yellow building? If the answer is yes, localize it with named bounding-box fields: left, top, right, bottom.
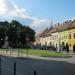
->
left=59, top=30, right=69, bottom=46
left=67, top=20, right=75, bottom=53
left=35, top=20, right=75, bottom=53
left=68, top=20, right=75, bottom=53
left=68, top=28, right=75, bottom=53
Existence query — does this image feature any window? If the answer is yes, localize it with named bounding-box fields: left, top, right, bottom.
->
left=69, top=34, right=71, bottom=39
left=74, top=33, right=75, bottom=39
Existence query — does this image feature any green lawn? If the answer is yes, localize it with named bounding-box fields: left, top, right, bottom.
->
left=0, top=48, right=70, bottom=58
left=19, top=49, right=70, bottom=58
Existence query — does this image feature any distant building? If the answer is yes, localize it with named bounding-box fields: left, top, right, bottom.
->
left=68, top=20, right=75, bottom=53
left=35, top=19, right=75, bottom=53
left=34, top=35, right=41, bottom=45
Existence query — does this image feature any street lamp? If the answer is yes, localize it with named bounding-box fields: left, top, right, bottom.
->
left=26, top=34, right=29, bottom=57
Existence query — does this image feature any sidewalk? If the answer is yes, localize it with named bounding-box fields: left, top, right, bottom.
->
left=27, top=55, right=75, bottom=64
left=0, top=50, right=75, bottom=64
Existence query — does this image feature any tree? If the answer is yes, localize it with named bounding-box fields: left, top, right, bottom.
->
left=0, top=21, right=9, bottom=48
left=20, top=26, right=35, bottom=48
left=0, top=20, right=36, bottom=48
left=0, top=27, right=6, bottom=48
left=24, top=26, right=35, bottom=42
left=7, top=20, right=22, bottom=48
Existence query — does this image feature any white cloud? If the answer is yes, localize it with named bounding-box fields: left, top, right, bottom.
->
left=30, top=19, right=53, bottom=32
left=0, top=0, right=7, bottom=15
left=0, top=0, right=53, bottom=32
left=0, top=0, right=30, bottom=19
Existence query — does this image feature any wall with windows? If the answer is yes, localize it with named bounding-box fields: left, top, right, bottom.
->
left=59, top=30, right=69, bottom=46
left=50, top=32, right=59, bottom=51
left=34, top=36, right=41, bottom=45
left=40, top=38, right=46, bottom=46
left=45, top=36, right=50, bottom=46
left=37, top=20, right=75, bottom=53
left=68, top=29, right=75, bottom=52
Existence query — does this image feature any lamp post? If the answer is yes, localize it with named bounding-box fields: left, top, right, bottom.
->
left=26, top=34, right=29, bottom=57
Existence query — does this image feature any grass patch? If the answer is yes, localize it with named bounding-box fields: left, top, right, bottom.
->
left=0, top=48, right=71, bottom=58
left=22, top=49, right=70, bottom=58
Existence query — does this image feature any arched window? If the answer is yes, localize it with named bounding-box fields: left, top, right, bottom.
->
left=66, top=43, right=69, bottom=52
left=73, top=44, right=75, bottom=53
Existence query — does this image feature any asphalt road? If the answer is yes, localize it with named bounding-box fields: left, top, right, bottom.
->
left=0, top=55, right=75, bottom=75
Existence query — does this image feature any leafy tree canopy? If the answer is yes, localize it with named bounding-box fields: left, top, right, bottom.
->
left=0, top=20, right=36, bottom=48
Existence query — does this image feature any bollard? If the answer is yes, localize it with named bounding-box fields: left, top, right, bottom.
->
left=14, top=62, right=16, bottom=75
left=34, top=70, right=36, bottom=75
left=0, top=56, right=1, bottom=75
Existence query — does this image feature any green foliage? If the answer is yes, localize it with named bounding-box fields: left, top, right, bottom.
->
left=0, top=20, right=36, bottom=48
left=20, top=49, right=70, bottom=57
left=0, top=27, right=6, bottom=47
left=0, top=48, right=70, bottom=58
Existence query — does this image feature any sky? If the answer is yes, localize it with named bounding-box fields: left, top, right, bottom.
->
left=0, top=0, right=75, bottom=33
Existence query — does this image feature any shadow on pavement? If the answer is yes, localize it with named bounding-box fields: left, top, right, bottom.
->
left=0, top=55, right=75, bottom=75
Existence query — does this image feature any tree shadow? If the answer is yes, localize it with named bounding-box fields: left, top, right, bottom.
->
left=1, top=55, right=75, bottom=75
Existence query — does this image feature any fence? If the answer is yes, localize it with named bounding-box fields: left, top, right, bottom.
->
left=0, top=48, right=28, bottom=57
left=0, top=49, right=37, bottom=75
